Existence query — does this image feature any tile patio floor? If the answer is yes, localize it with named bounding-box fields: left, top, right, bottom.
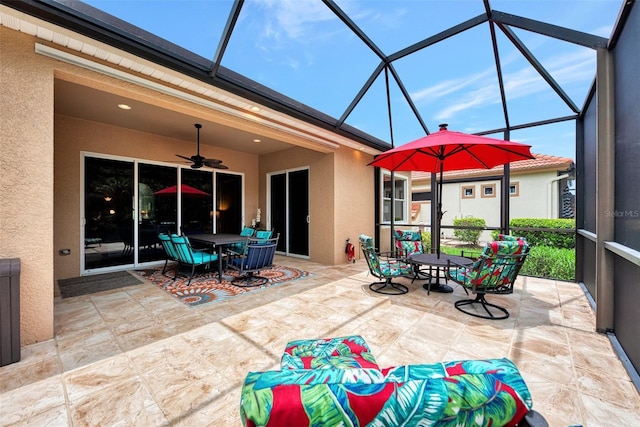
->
left=2, top=256, right=639, bottom=426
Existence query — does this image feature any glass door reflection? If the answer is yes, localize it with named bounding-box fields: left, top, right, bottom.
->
left=83, top=157, right=134, bottom=271
left=138, top=163, right=177, bottom=264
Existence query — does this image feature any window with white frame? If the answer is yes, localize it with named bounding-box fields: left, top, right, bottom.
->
left=382, top=173, right=408, bottom=223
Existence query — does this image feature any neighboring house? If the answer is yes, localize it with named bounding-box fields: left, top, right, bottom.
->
left=409, top=154, right=575, bottom=241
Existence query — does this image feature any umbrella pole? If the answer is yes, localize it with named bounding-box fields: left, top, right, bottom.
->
left=437, top=165, right=444, bottom=258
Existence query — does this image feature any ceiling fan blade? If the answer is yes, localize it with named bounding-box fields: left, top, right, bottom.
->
left=203, top=159, right=225, bottom=168
left=190, top=162, right=204, bottom=169
left=176, top=154, right=193, bottom=161
left=209, top=162, right=229, bottom=170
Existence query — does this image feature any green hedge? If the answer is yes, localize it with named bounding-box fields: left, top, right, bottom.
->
left=453, top=217, right=486, bottom=245
left=520, top=245, right=575, bottom=281
left=491, top=218, right=576, bottom=249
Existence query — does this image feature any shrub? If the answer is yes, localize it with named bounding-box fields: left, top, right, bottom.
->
left=510, top=218, right=575, bottom=249
left=420, top=231, right=431, bottom=252
left=453, top=217, right=486, bottom=245
left=490, top=218, right=576, bottom=248
left=520, top=245, right=575, bottom=281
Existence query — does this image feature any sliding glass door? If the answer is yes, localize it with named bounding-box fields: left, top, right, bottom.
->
left=83, top=157, right=135, bottom=270
left=137, top=163, right=177, bottom=264
left=83, top=155, right=243, bottom=273
left=216, top=172, right=243, bottom=233
left=181, top=169, right=213, bottom=234
left=269, top=168, right=309, bottom=257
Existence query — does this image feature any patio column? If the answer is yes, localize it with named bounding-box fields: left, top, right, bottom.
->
left=595, top=47, right=615, bottom=333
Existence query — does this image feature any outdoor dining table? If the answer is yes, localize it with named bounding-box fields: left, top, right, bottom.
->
left=188, top=233, right=247, bottom=278
left=409, top=253, right=474, bottom=294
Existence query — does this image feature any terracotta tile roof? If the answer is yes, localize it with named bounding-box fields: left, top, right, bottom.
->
left=411, top=153, right=573, bottom=181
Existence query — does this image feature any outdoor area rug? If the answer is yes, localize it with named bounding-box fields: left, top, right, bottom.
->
left=58, top=271, right=145, bottom=298
left=134, top=265, right=310, bottom=308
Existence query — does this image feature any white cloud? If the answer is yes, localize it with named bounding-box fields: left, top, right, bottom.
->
left=411, top=68, right=495, bottom=103
left=250, top=0, right=339, bottom=42
left=435, top=84, right=501, bottom=121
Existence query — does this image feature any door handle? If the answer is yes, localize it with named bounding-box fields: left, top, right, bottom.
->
left=306, top=215, right=310, bottom=224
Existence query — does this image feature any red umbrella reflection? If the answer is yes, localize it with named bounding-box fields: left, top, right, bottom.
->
left=153, top=184, right=210, bottom=197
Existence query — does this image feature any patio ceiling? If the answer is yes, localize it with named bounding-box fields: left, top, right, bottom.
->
left=2, top=0, right=624, bottom=157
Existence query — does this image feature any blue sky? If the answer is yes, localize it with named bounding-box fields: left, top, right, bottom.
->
left=84, top=0, right=622, bottom=160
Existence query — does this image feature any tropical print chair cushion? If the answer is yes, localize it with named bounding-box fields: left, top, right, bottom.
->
left=394, top=230, right=424, bottom=257
left=281, top=336, right=379, bottom=370
left=450, top=240, right=529, bottom=289
left=498, top=234, right=526, bottom=242
left=240, top=350, right=534, bottom=427
left=359, top=234, right=380, bottom=274
left=359, top=234, right=413, bottom=284
left=379, top=259, right=413, bottom=276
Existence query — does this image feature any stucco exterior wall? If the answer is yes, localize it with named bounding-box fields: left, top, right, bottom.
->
left=259, top=146, right=375, bottom=265
left=54, top=115, right=258, bottom=281
left=334, top=148, right=375, bottom=264
left=259, top=147, right=334, bottom=264
left=0, top=28, right=55, bottom=344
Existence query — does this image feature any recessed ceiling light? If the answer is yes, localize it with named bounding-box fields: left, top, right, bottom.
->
left=253, top=139, right=262, bottom=143
left=118, top=104, right=132, bottom=110
left=250, top=106, right=260, bottom=112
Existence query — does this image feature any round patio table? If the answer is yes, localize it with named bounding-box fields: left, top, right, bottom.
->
left=409, top=253, right=474, bottom=294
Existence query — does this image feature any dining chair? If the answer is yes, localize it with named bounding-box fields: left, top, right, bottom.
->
left=228, top=236, right=278, bottom=286
left=227, top=226, right=256, bottom=257
left=447, top=239, right=530, bottom=319
left=170, top=234, right=218, bottom=285
left=158, top=233, right=179, bottom=275
left=394, top=229, right=432, bottom=282
left=359, top=234, right=413, bottom=295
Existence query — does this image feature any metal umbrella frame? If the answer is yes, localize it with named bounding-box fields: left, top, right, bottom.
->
left=369, top=124, right=535, bottom=257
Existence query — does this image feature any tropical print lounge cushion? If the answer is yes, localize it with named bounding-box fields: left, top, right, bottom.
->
left=282, top=335, right=379, bottom=370
left=240, top=357, right=533, bottom=427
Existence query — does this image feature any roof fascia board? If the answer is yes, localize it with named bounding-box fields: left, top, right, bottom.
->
left=491, top=10, right=609, bottom=48
left=4, top=0, right=391, bottom=151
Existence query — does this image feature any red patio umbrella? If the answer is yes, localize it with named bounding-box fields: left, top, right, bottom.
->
left=369, top=124, right=535, bottom=256
left=153, top=184, right=210, bottom=197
